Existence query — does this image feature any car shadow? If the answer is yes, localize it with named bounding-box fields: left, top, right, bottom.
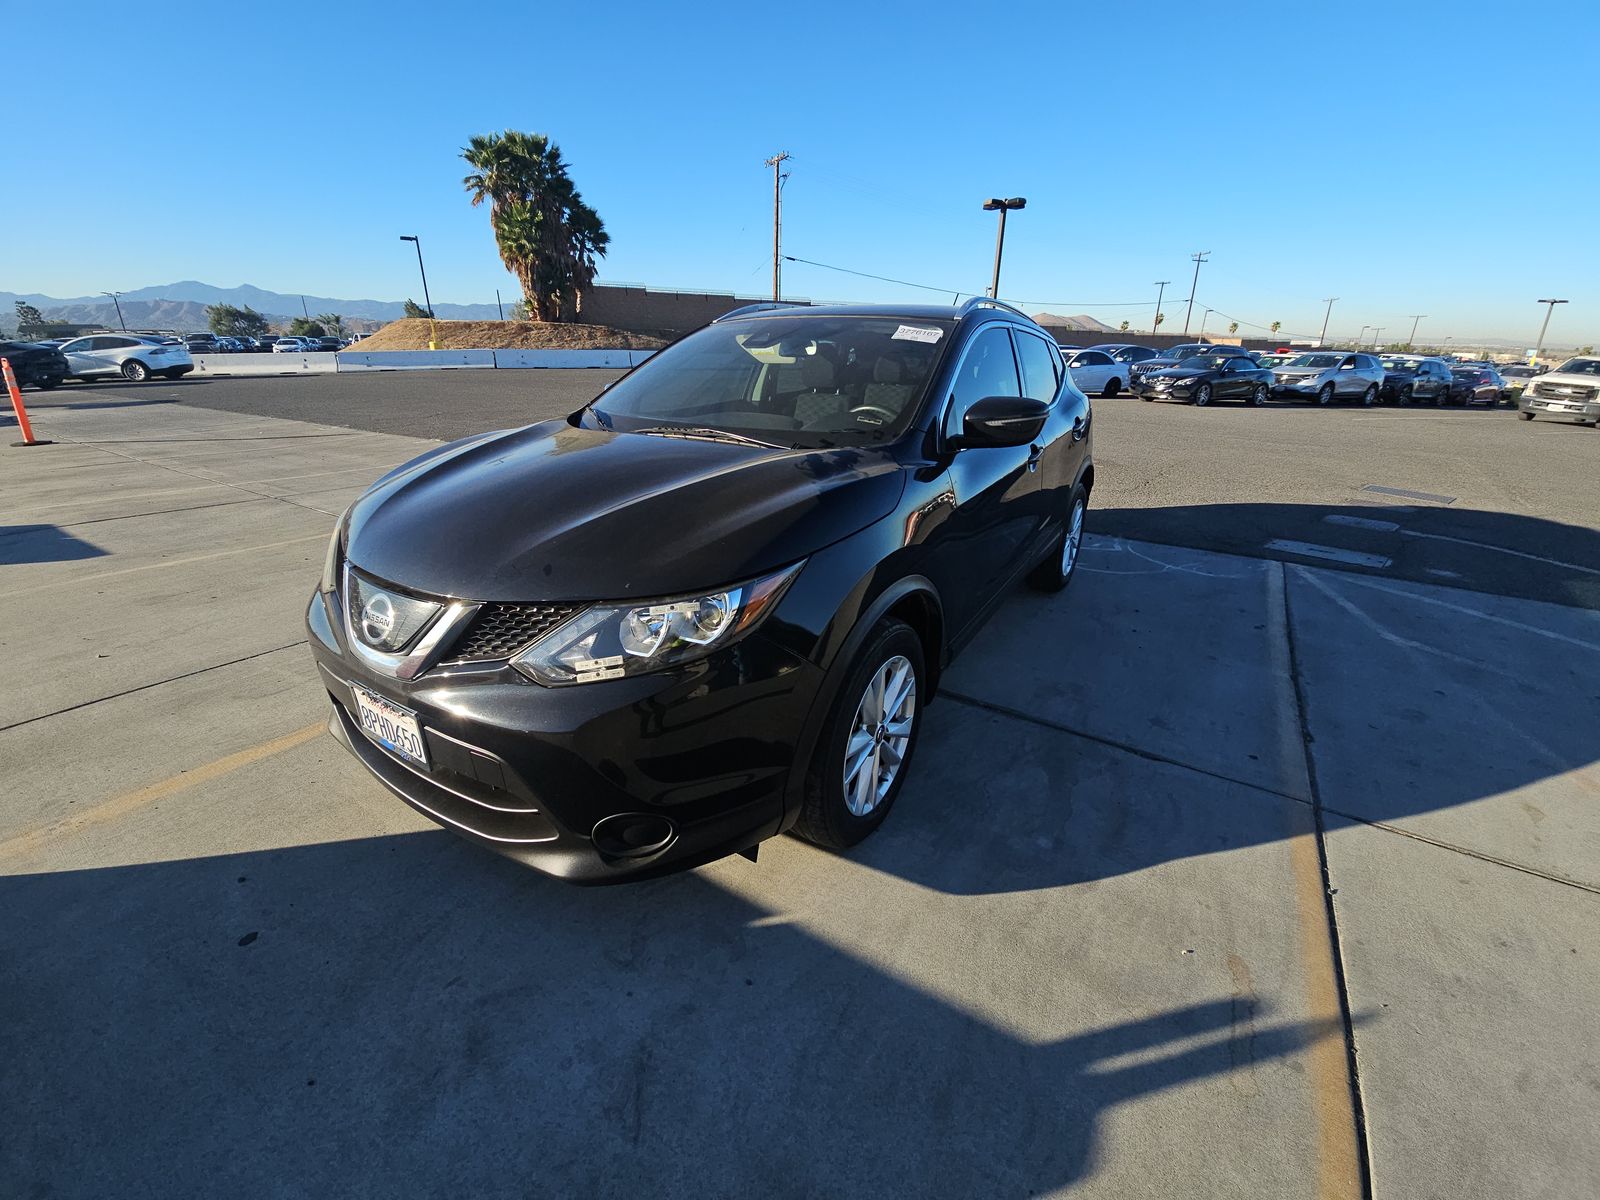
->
left=0, top=524, right=109, bottom=565
left=856, top=502, right=1600, bottom=898
left=0, top=831, right=1346, bottom=1196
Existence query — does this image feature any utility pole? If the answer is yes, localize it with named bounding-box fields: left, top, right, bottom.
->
left=764, top=152, right=791, bottom=302
left=100, top=291, right=126, bottom=331
left=1406, top=314, right=1426, bottom=349
left=399, top=235, right=437, bottom=349
left=981, top=197, right=1027, bottom=298
left=300, top=295, right=310, bottom=320
left=496, top=289, right=504, bottom=321
left=1152, top=281, right=1170, bottom=337
left=1181, top=251, right=1210, bottom=336
left=1532, top=298, right=1568, bottom=364
left=1319, top=298, right=1337, bottom=347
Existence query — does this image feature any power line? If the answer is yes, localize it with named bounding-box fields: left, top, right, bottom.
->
left=782, top=254, right=1167, bottom=308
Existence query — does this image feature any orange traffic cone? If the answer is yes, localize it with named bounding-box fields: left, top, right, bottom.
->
left=2, top=357, right=52, bottom=447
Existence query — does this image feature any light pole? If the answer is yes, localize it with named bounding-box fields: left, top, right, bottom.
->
left=982, top=197, right=1026, bottom=298
left=1406, top=314, right=1426, bottom=349
left=399, top=235, right=437, bottom=348
left=1181, top=251, right=1210, bottom=336
left=1356, top=326, right=1369, bottom=348
left=1319, top=298, right=1337, bottom=347
left=1369, top=327, right=1384, bottom=350
left=1198, top=308, right=1213, bottom=340
left=1532, top=299, right=1568, bottom=364
left=1152, top=280, right=1170, bottom=337
left=100, top=291, right=126, bottom=331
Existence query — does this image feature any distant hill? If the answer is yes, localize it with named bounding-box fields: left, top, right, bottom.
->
left=1029, top=311, right=1119, bottom=335
left=1, top=281, right=503, bottom=331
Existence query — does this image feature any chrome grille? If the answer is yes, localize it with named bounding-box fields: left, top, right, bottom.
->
left=1532, top=382, right=1596, bottom=401
left=443, top=601, right=581, bottom=662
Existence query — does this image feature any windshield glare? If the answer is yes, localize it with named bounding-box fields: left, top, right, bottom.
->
left=1553, top=358, right=1600, bottom=377
left=1289, top=354, right=1340, bottom=369
left=590, top=316, right=951, bottom=448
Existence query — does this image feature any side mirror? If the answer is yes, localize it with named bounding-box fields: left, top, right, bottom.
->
left=950, top=395, right=1049, bottom=450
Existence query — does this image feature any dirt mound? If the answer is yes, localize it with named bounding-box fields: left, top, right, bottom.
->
left=354, top=319, right=668, bottom=352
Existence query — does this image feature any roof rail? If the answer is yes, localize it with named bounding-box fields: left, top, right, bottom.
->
left=712, top=301, right=810, bottom=323
left=959, top=296, right=1029, bottom=320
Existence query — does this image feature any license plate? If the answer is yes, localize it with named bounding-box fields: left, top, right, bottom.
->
left=352, top=686, right=429, bottom=767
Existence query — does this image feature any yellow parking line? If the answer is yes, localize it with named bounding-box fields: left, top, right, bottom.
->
left=1267, top=562, right=1363, bottom=1200
left=0, top=533, right=328, bottom=600
left=0, top=722, right=324, bottom=863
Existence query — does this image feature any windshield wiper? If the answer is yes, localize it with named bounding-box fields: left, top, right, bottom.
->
left=631, top=425, right=780, bottom=449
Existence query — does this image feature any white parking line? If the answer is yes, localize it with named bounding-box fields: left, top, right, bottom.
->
left=1265, top=540, right=1392, bottom=568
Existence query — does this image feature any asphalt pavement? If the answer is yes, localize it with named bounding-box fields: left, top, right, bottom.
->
left=3, top=380, right=1597, bottom=1198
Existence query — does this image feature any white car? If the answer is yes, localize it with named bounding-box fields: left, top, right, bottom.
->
left=1063, top=348, right=1126, bottom=397
left=272, top=336, right=318, bottom=353
left=58, top=334, right=194, bottom=382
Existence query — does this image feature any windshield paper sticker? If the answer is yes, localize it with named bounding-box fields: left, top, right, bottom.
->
left=892, top=325, right=943, bottom=344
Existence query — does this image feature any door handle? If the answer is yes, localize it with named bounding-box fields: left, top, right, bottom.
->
left=1070, top=415, right=1087, bottom=442
left=1027, top=443, right=1043, bottom=471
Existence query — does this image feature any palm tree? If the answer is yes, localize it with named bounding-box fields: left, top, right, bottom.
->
left=462, top=130, right=610, bottom=322
left=1270, top=321, right=1282, bottom=335
left=1228, top=321, right=1239, bottom=335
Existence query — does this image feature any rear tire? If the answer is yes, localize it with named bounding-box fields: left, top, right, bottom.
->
left=121, top=360, right=150, bottom=383
left=1103, top=377, right=1121, bottom=398
left=1028, top=485, right=1088, bottom=593
left=1361, top=384, right=1377, bottom=406
left=1436, top=387, right=1450, bottom=408
left=1400, top=385, right=1413, bottom=406
left=795, top=619, right=925, bottom=851
left=1249, top=383, right=1267, bottom=406
left=1518, top=412, right=1535, bottom=421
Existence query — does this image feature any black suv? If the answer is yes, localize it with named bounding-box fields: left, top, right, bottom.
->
left=1379, top=355, right=1453, bottom=405
left=307, top=300, right=1096, bottom=882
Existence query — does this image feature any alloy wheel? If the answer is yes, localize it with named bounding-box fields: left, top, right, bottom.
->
left=843, top=655, right=917, bottom=817
left=1194, top=384, right=1211, bottom=407
left=1062, top=497, right=1085, bottom=577
left=1251, top=384, right=1266, bottom=406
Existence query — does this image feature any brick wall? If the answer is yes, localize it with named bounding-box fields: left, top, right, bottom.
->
left=582, top=284, right=811, bottom=334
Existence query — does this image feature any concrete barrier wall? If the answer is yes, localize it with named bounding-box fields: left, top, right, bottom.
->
left=492, top=348, right=656, bottom=370
left=192, top=353, right=339, bottom=375
left=336, top=350, right=497, bottom=371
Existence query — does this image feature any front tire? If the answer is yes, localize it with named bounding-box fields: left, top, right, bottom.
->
left=794, top=619, right=925, bottom=851
left=36, top=375, right=63, bottom=390
left=121, top=360, right=150, bottom=383
left=1029, top=484, right=1088, bottom=593
left=1519, top=412, right=1535, bottom=421
left=1400, top=385, right=1413, bottom=406
left=1317, top=383, right=1334, bottom=406
left=1193, top=383, right=1212, bottom=407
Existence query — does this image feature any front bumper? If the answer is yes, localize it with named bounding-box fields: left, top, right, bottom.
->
left=306, top=587, right=822, bottom=882
left=1520, top=394, right=1600, bottom=423
left=1272, top=378, right=1325, bottom=397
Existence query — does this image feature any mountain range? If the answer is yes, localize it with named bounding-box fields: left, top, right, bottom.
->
left=2, top=281, right=504, bottom=333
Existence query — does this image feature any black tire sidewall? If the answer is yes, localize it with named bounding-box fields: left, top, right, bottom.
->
left=800, top=620, right=926, bottom=850
left=122, top=361, right=148, bottom=382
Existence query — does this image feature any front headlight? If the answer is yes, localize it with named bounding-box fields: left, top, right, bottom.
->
left=511, top=562, right=803, bottom=686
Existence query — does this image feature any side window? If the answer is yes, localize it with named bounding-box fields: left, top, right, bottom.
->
left=1339, top=356, right=1357, bottom=370
left=943, top=325, right=1021, bottom=438
left=60, top=339, right=87, bottom=352
left=90, top=336, right=121, bottom=350
left=1014, top=331, right=1061, bottom=403
left=1088, top=351, right=1113, bottom=366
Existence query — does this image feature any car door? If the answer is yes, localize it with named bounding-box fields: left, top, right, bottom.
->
left=1069, top=350, right=1111, bottom=394
left=1013, top=328, right=1084, bottom=529
left=1336, top=354, right=1360, bottom=396
left=926, top=323, right=1043, bottom=639
left=59, top=337, right=101, bottom=375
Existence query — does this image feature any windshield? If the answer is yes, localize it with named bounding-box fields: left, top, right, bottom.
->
left=590, top=315, right=951, bottom=449
left=1174, top=355, right=1230, bottom=370
left=1289, top=354, right=1340, bottom=369
left=1552, top=358, right=1600, bottom=377
left=1171, top=345, right=1214, bottom=360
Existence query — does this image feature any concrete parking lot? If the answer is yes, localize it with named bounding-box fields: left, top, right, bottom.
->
left=3, top=378, right=1597, bottom=1198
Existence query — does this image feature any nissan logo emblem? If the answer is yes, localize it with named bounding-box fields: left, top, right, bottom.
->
left=361, top=593, right=396, bottom=645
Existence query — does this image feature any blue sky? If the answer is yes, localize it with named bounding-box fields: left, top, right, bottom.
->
left=6, top=0, right=1597, bottom=346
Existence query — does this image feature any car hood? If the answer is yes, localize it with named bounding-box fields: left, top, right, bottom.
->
left=1526, top=371, right=1596, bottom=389
left=345, top=419, right=907, bottom=602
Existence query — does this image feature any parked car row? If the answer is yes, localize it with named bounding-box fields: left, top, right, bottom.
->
left=184, top=333, right=354, bottom=354
left=1057, top=340, right=1531, bottom=410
